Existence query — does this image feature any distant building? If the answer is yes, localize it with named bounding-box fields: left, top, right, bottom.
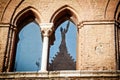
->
left=49, top=21, right=76, bottom=70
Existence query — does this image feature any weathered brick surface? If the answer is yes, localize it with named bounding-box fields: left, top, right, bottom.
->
left=0, top=0, right=119, bottom=23
left=0, top=25, right=9, bottom=72
left=0, top=0, right=9, bottom=21
left=77, top=23, right=116, bottom=70
left=0, top=0, right=119, bottom=79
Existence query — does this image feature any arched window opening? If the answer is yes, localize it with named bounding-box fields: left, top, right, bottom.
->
left=49, top=20, right=77, bottom=71
left=14, top=22, right=42, bottom=71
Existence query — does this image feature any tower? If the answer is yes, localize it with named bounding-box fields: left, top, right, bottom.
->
left=49, top=21, right=75, bottom=70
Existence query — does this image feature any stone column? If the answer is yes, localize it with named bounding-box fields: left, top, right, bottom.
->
left=39, top=23, right=53, bottom=71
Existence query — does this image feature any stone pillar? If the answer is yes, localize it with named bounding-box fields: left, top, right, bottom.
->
left=39, top=23, right=53, bottom=71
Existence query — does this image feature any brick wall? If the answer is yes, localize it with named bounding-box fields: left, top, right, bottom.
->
left=0, top=0, right=119, bottom=72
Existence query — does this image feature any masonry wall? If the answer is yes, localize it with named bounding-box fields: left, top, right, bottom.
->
left=0, top=0, right=120, bottom=79
left=0, top=24, right=9, bottom=72
left=77, top=22, right=116, bottom=70
left=0, top=0, right=119, bottom=72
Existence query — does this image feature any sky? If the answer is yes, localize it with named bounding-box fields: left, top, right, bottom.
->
left=14, top=20, right=77, bottom=72
left=49, top=21, right=77, bottom=62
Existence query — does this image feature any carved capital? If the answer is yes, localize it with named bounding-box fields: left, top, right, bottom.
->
left=40, top=23, right=53, bottom=37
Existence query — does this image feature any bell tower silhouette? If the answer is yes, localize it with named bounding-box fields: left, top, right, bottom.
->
left=49, top=21, right=76, bottom=70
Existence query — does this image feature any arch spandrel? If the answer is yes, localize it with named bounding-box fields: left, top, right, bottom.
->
left=1, top=0, right=43, bottom=24
left=105, top=0, right=119, bottom=20
left=1, top=0, right=23, bottom=23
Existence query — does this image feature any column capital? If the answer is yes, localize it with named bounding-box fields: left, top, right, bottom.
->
left=40, top=23, right=54, bottom=37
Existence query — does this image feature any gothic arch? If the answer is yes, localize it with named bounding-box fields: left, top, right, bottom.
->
left=49, top=5, right=78, bottom=70
left=49, top=5, right=79, bottom=47
left=4, top=7, right=42, bottom=72
left=13, top=6, right=41, bottom=27
left=50, top=5, right=79, bottom=29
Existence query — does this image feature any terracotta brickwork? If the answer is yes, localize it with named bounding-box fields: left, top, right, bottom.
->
left=0, top=0, right=119, bottom=23
left=77, top=22, right=116, bottom=70
left=0, top=0, right=120, bottom=79
left=0, top=24, right=9, bottom=72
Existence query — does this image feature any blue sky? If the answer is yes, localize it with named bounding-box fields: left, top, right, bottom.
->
left=14, top=22, right=42, bottom=71
left=14, top=20, right=77, bottom=71
left=50, top=21, right=77, bottom=62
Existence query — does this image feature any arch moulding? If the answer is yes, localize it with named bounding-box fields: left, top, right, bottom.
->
left=12, top=6, right=42, bottom=27
left=50, top=5, right=80, bottom=28
left=4, top=6, right=42, bottom=72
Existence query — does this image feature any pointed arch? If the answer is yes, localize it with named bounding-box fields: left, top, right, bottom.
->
left=49, top=5, right=78, bottom=70
left=13, top=6, right=41, bottom=27
left=50, top=5, right=79, bottom=29
left=4, top=6, right=42, bottom=71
